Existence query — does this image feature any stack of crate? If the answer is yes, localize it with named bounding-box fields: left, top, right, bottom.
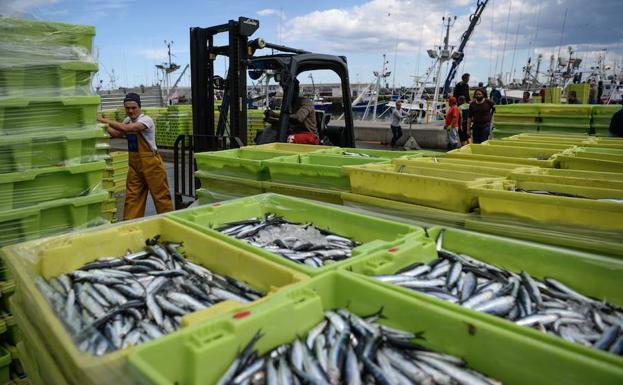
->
left=0, top=16, right=109, bottom=248
left=0, top=16, right=110, bottom=381
left=101, top=151, right=129, bottom=222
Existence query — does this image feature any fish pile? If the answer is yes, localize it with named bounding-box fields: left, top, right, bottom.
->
left=373, top=230, right=623, bottom=355
left=35, top=237, right=264, bottom=356
left=217, top=309, right=501, bottom=385
left=216, top=215, right=360, bottom=268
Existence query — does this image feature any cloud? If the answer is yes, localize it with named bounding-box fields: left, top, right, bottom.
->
left=0, top=0, right=60, bottom=16
left=85, top=0, right=134, bottom=17
left=257, top=8, right=279, bottom=16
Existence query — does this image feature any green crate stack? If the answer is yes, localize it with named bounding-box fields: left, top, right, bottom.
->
left=101, top=151, right=128, bottom=222
left=157, top=105, right=192, bottom=148
left=591, top=105, right=621, bottom=135
left=567, top=83, right=591, bottom=104
left=247, top=109, right=267, bottom=145
left=538, top=103, right=592, bottom=134
left=0, top=16, right=108, bottom=250
left=544, top=87, right=561, bottom=103
left=493, top=104, right=539, bottom=138
left=0, top=17, right=109, bottom=382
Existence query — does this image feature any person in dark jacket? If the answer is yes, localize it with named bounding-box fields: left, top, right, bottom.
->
left=453, top=73, right=471, bottom=103
left=608, top=100, right=623, bottom=138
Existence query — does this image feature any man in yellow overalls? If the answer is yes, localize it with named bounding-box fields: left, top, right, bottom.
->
left=97, top=93, right=173, bottom=219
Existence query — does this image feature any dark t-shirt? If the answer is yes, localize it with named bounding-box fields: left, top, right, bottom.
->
left=609, top=108, right=623, bottom=137
left=453, top=82, right=470, bottom=102
left=468, top=99, right=495, bottom=125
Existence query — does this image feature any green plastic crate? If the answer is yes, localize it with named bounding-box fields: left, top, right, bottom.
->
left=0, top=61, right=98, bottom=98
left=393, top=157, right=538, bottom=177
left=495, top=104, right=541, bottom=115
left=194, top=171, right=264, bottom=201
left=558, top=154, right=623, bottom=173
left=445, top=143, right=561, bottom=167
left=344, top=226, right=623, bottom=359
left=0, top=216, right=308, bottom=385
left=0, top=127, right=106, bottom=174
left=0, top=345, right=10, bottom=384
left=345, top=162, right=505, bottom=212
left=251, top=142, right=337, bottom=153
left=15, top=300, right=71, bottom=385
left=483, top=139, right=575, bottom=151
left=265, top=153, right=389, bottom=191
left=474, top=181, right=623, bottom=231
left=194, top=148, right=292, bottom=180
left=0, top=95, right=100, bottom=134
left=324, top=147, right=438, bottom=159
left=262, top=180, right=343, bottom=205
left=510, top=167, right=623, bottom=190
left=340, top=191, right=471, bottom=228
left=0, top=17, right=96, bottom=54
left=167, top=193, right=423, bottom=276
left=0, top=161, right=105, bottom=210
left=0, top=191, right=108, bottom=247
left=128, top=271, right=623, bottom=385
left=502, top=133, right=591, bottom=144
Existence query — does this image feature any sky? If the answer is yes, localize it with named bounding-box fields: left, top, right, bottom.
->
left=2, top=0, right=622, bottom=90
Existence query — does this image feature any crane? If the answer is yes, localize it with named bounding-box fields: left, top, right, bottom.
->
left=442, top=0, right=489, bottom=97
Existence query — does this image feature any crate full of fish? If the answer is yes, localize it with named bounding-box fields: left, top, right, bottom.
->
left=344, top=226, right=623, bottom=365
left=474, top=179, right=623, bottom=231
left=321, top=146, right=434, bottom=159
left=167, top=193, right=423, bottom=276
left=251, top=142, right=338, bottom=154
left=129, top=270, right=623, bottom=385
left=264, top=153, right=389, bottom=191
left=0, top=216, right=308, bottom=385
left=344, top=162, right=505, bottom=213
left=445, top=144, right=561, bottom=168
left=194, top=148, right=293, bottom=181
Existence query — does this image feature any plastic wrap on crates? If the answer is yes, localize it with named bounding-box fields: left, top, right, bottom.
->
left=0, top=17, right=97, bottom=97
left=0, top=191, right=110, bottom=247
left=0, top=126, right=109, bottom=174
left=0, top=161, right=107, bottom=211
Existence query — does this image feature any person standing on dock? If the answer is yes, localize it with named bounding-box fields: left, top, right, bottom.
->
left=467, top=88, right=495, bottom=144
left=608, top=100, right=623, bottom=138
left=444, top=96, right=460, bottom=150
left=453, top=73, right=471, bottom=103
left=390, top=100, right=406, bottom=147
left=457, top=96, right=470, bottom=146
left=97, top=93, right=173, bottom=220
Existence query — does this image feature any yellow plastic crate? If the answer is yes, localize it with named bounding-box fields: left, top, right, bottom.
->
left=250, top=143, right=337, bottom=154
left=558, top=155, right=623, bottom=173
left=262, top=180, right=343, bottom=205
left=345, top=163, right=504, bottom=213
left=475, top=181, right=623, bottom=231
left=510, top=168, right=623, bottom=190
left=0, top=217, right=308, bottom=385
left=393, top=157, right=538, bottom=177
left=445, top=144, right=561, bottom=167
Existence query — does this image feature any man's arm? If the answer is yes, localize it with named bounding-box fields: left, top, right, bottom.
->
left=97, top=116, right=146, bottom=133
left=106, top=126, right=125, bottom=138
left=289, top=103, right=311, bottom=123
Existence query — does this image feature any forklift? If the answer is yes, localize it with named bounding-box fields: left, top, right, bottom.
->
left=174, top=17, right=356, bottom=208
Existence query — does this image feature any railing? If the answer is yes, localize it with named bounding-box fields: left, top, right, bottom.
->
left=172, top=134, right=243, bottom=209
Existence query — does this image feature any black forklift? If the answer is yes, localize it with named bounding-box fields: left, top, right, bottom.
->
left=174, top=17, right=355, bottom=208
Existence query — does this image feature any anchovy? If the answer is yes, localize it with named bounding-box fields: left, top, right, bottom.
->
left=36, top=237, right=265, bottom=356
left=216, top=215, right=360, bottom=268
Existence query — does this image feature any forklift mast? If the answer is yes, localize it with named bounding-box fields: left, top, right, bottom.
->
left=189, top=17, right=355, bottom=152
